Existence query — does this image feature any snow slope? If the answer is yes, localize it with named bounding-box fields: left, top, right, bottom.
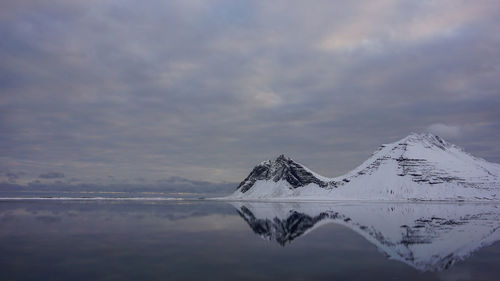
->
left=227, top=133, right=500, bottom=201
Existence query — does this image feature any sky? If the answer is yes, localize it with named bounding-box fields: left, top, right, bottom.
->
left=1, top=0, right=500, bottom=191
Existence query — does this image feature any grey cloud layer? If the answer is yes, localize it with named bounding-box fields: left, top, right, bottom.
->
left=1, top=0, right=500, bottom=187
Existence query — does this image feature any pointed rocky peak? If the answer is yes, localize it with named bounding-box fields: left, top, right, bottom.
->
left=273, top=154, right=293, bottom=166
left=236, top=154, right=332, bottom=193
left=276, top=154, right=288, bottom=161
left=270, top=154, right=302, bottom=173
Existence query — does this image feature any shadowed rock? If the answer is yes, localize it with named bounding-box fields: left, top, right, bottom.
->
left=237, top=154, right=334, bottom=193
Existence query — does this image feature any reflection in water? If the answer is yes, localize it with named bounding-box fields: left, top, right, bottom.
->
left=1, top=200, right=500, bottom=280
left=232, top=202, right=500, bottom=271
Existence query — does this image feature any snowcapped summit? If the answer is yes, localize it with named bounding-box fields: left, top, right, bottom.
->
left=228, top=133, right=500, bottom=201
left=341, top=132, right=499, bottom=188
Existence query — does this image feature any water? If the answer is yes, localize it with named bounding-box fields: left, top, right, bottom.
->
left=1, top=199, right=499, bottom=280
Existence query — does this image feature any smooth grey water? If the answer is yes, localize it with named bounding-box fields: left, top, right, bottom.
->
left=1, top=199, right=499, bottom=281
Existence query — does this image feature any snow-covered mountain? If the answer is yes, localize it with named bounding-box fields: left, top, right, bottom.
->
left=227, top=133, right=500, bottom=201
left=232, top=202, right=500, bottom=271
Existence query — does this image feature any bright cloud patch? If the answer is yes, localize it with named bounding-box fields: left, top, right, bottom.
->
left=426, top=123, right=462, bottom=139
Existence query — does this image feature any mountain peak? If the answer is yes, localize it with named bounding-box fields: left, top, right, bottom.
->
left=276, top=154, right=289, bottom=162
left=236, top=155, right=332, bottom=193
left=401, top=132, right=450, bottom=150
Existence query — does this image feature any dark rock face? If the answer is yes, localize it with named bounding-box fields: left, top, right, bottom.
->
left=236, top=154, right=334, bottom=193
left=396, top=156, right=465, bottom=184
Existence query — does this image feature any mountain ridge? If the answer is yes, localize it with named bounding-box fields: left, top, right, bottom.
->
left=227, top=133, right=500, bottom=201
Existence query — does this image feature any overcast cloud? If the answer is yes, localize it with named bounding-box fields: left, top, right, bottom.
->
left=1, top=0, right=500, bottom=188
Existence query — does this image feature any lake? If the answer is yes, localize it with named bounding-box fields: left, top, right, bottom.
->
left=1, top=199, right=499, bottom=280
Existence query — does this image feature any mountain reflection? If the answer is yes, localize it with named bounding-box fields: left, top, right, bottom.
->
left=232, top=202, right=500, bottom=271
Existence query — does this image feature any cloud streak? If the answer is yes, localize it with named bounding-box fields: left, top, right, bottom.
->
left=39, top=172, right=65, bottom=179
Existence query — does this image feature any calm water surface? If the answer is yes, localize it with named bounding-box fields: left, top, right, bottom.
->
left=1, top=199, right=499, bottom=280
